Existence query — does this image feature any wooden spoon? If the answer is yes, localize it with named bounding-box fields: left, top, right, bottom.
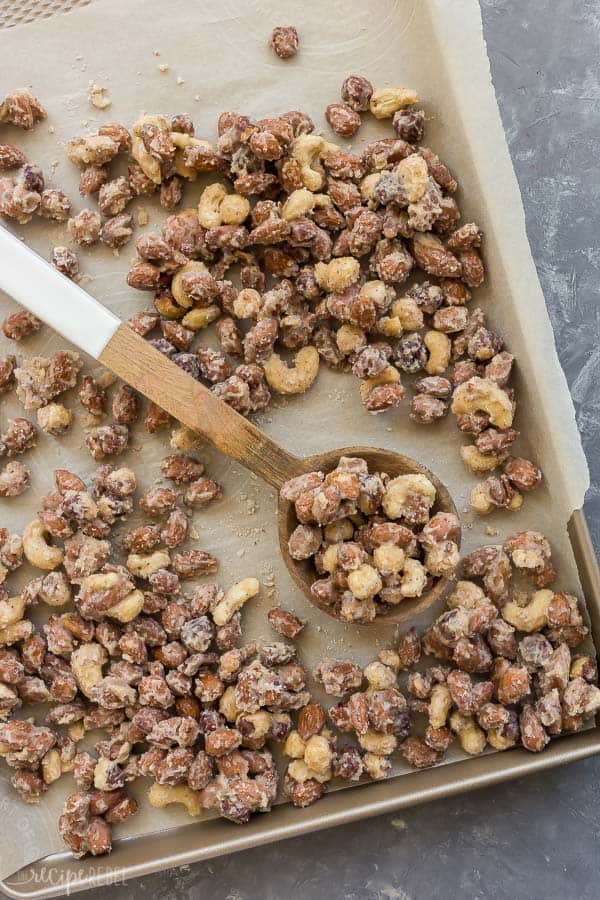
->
left=0, top=227, right=459, bottom=624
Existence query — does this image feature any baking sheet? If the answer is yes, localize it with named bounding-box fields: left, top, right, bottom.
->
left=0, top=0, right=592, bottom=881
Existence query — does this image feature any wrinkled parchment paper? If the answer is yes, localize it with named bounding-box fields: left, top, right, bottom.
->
left=0, top=0, right=591, bottom=880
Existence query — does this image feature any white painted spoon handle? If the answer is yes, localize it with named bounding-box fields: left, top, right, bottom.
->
left=0, top=225, right=120, bottom=358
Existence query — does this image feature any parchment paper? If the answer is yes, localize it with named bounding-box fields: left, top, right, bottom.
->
left=0, top=0, right=591, bottom=880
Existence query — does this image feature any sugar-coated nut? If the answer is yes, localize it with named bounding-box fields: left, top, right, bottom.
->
left=41, top=749, right=62, bottom=785
left=106, top=589, right=144, bottom=623
left=336, top=324, right=366, bottom=356
left=148, top=782, right=202, bottom=816
left=181, top=307, right=220, bottom=331
left=424, top=330, right=451, bottom=376
left=324, top=518, right=354, bottom=543
left=291, top=134, right=326, bottom=191
left=452, top=377, right=514, bottom=430
left=363, top=753, right=392, bottom=781
left=360, top=172, right=382, bottom=202
left=382, top=473, right=436, bottom=519
left=37, top=403, right=73, bottom=436
left=131, top=113, right=171, bottom=183
left=197, top=183, right=227, bottom=228
left=391, top=297, right=424, bottom=331
left=171, top=261, right=207, bottom=308
left=364, top=661, right=397, bottom=690
left=23, top=520, right=63, bottom=570
left=446, top=581, right=486, bottom=610
left=220, top=193, right=250, bottom=225
left=287, top=758, right=330, bottom=785
left=303, top=735, right=332, bottom=776
left=321, top=544, right=339, bottom=574
left=0, top=595, right=25, bottom=628
left=284, top=730, right=306, bottom=759
left=358, top=365, right=401, bottom=404
left=126, top=550, right=171, bottom=579
left=170, top=426, right=204, bottom=451
left=502, top=589, right=552, bottom=633
left=347, top=564, right=382, bottom=601
left=429, top=683, right=452, bottom=728
left=315, top=257, right=360, bottom=293
left=370, top=87, right=419, bottom=119
left=397, top=155, right=429, bottom=203
left=233, top=288, right=261, bottom=320
left=449, top=711, right=487, bottom=755
left=461, top=445, right=505, bottom=473
left=212, top=577, right=260, bottom=626
left=357, top=729, right=397, bottom=755
left=263, top=347, right=319, bottom=395
left=281, top=188, right=329, bottom=221
left=373, top=543, right=405, bottom=576
left=401, top=558, right=428, bottom=598
left=70, top=643, right=107, bottom=698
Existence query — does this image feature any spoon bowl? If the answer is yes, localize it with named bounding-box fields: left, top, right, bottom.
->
left=277, top=445, right=460, bottom=625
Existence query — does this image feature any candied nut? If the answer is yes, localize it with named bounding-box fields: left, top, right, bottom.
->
left=325, top=103, right=361, bottom=137
left=461, top=445, right=507, bottom=474
left=271, top=25, right=299, bottom=59
left=449, top=711, right=487, bottom=755
left=452, top=377, right=514, bottom=430
left=149, top=782, right=202, bottom=816
left=263, top=346, right=319, bottom=395
left=370, top=86, right=418, bottom=119
left=211, top=578, right=259, bottom=627
left=502, top=589, right=553, bottom=633
left=401, top=736, right=442, bottom=769
left=51, top=246, right=80, bottom=279
left=37, top=403, right=72, bottom=436
left=23, top=519, right=63, bottom=570
left=314, top=659, right=363, bottom=697
left=424, top=330, right=451, bottom=376
left=341, top=75, right=373, bottom=112
left=503, top=457, right=542, bottom=492
left=315, top=257, right=360, bottom=293
left=0, top=89, right=46, bottom=130
left=2, top=310, right=41, bottom=342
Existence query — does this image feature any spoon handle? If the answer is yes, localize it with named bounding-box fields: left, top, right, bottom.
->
left=0, top=226, right=303, bottom=489
left=101, top=325, right=302, bottom=488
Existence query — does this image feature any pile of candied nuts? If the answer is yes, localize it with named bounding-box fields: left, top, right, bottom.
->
left=0, top=475, right=595, bottom=858
left=283, top=456, right=459, bottom=623
left=0, top=76, right=542, bottom=516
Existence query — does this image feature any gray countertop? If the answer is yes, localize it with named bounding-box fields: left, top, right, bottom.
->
left=8, top=1, right=600, bottom=897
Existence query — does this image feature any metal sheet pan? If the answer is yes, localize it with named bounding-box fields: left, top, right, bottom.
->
left=2, top=509, right=598, bottom=898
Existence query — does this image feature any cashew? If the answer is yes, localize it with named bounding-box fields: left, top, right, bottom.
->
left=429, top=683, right=452, bottom=728
left=461, top=445, right=505, bottom=473
left=425, top=541, right=460, bottom=578
left=233, top=288, right=262, bottom=320
left=370, top=86, right=419, bottom=119
left=291, top=134, right=326, bottom=191
left=358, top=365, right=401, bottom=403
left=377, top=316, right=403, bottom=338
left=287, top=758, right=330, bottom=785
left=357, top=729, right=397, bottom=755
left=219, top=193, right=250, bottom=225
left=0, top=684, right=19, bottom=712
left=37, top=403, right=72, bottom=435
left=486, top=728, right=514, bottom=751
left=155, top=293, right=185, bottom=319
left=364, top=661, right=397, bottom=690
left=502, top=589, right=553, bottom=633
left=451, top=376, right=514, bottom=430
left=127, top=550, right=170, bottom=579
left=397, top=154, right=429, bottom=203
left=321, top=543, right=340, bottom=574
left=94, top=756, right=122, bottom=791
left=400, top=558, right=427, bottom=598
left=170, top=132, right=198, bottom=179
left=336, top=324, right=366, bottom=355
left=284, top=730, right=306, bottom=759
left=71, top=642, right=107, bottom=699
left=373, top=543, right=405, bottom=576
left=449, top=711, right=487, bottom=755
left=314, top=257, right=360, bottom=293
left=181, top=306, right=221, bottom=331
left=446, top=580, right=486, bottom=610
left=391, top=296, right=424, bottom=331
left=68, top=721, right=85, bottom=743
left=42, top=749, right=62, bottom=785
left=219, top=685, right=240, bottom=722
left=281, top=188, right=329, bottom=221
left=0, top=621, right=31, bottom=645
left=362, top=753, right=391, bottom=781
left=303, top=735, right=332, bottom=777
left=170, top=425, right=204, bottom=451
left=359, top=280, right=390, bottom=306
left=197, top=183, right=227, bottom=228
left=148, top=782, right=202, bottom=816
left=347, top=564, right=382, bottom=601
left=378, top=649, right=401, bottom=672
left=424, top=330, right=451, bottom=375
left=0, top=595, right=25, bottom=629
left=263, top=347, right=319, bottom=395
left=171, top=260, right=207, bottom=308
left=382, top=473, right=436, bottom=519
left=212, top=577, right=260, bottom=626
left=106, top=589, right=145, bottom=623
left=236, top=710, right=271, bottom=742
left=360, top=172, right=382, bottom=202
left=132, top=114, right=170, bottom=183
left=324, top=518, right=354, bottom=543
left=23, top=520, right=63, bottom=570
